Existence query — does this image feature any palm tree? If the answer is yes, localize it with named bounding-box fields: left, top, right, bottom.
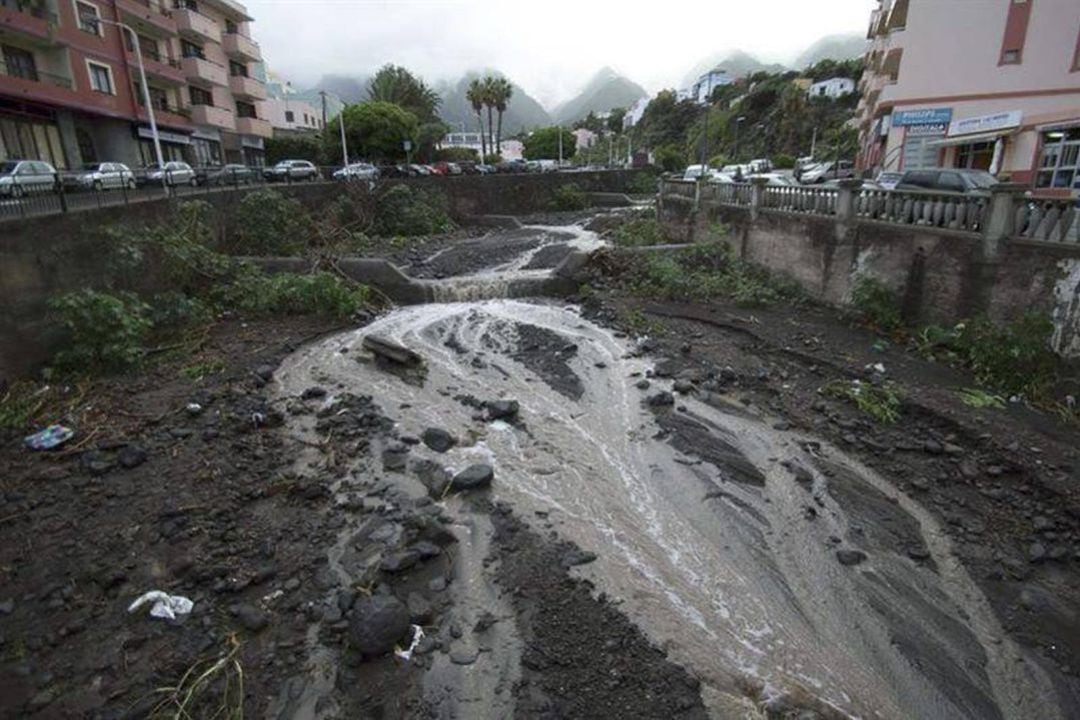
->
left=493, top=77, right=513, bottom=155
left=466, top=78, right=487, bottom=159
left=482, top=75, right=497, bottom=157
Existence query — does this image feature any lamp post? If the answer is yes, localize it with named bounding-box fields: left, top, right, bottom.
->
left=557, top=125, right=563, bottom=166
left=733, top=115, right=746, bottom=165
left=97, top=17, right=165, bottom=191
left=698, top=103, right=710, bottom=178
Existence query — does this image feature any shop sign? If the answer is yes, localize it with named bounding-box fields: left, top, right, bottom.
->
left=137, top=126, right=191, bottom=145
left=892, top=108, right=953, bottom=126
left=906, top=122, right=948, bottom=138
left=947, top=110, right=1022, bottom=137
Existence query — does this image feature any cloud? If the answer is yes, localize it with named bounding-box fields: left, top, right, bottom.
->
left=245, top=0, right=875, bottom=107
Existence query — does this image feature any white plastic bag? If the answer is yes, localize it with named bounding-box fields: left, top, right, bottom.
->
left=128, top=590, right=194, bottom=620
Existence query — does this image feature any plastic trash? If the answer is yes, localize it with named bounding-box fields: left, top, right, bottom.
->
left=24, top=425, right=74, bottom=450
left=128, top=590, right=194, bottom=620
left=395, top=624, right=425, bottom=661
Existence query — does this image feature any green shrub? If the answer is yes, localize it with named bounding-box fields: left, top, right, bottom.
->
left=483, top=153, right=502, bottom=165
left=149, top=291, right=212, bottom=327
left=772, top=153, right=795, bottom=169
left=824, top=379, right=903, bottom=423
left=550, top=183, right=589, bottom=211
left=230, top=190, right=313, bottom=256
left=612, top=218, right=669, bottom=247
left=954, top=314, right=1057, bottom=399
left=434, top=147, right=479, bottom=162
left=49, top=290, right=152, bottom=371
left=653, top=145, right=685, bottom=173
left=373, top=185, right=453, bottom=236
left=850, top=276, right=902, bottom=331
left=626, top=171, right=659, bottom=195
left=226, top=270, right=370, bottom=320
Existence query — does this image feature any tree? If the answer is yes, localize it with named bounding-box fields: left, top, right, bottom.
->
left=636, top=90, right=704, bottom=150
left=523, top=126, right=575, bottom=160
left=466, top=78, right=487, bottom=159
left=607, top=107, right=626, bottom=134
left=573, top=112, right=604, bottom=134
left=367, top=64, right=441, bottom=122
left=491, top=77, right=513, bottom=155
left=416, top=121, right=450, bottom=163
left=482, top=75, right=498, bottom=158
left=323, top=101, right=419, bottom=163
left=265, top=134, right=322, bottom=165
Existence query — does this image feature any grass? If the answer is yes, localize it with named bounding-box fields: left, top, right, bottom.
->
left=148, top=635, right=244, bottom=720
left=0, top=381, right=51, bottom=432
left=955, top=387, right=1006, bottom=409
left=823, top=379, right=903, bottom=424
left=180, top=360, right=225, bottom=382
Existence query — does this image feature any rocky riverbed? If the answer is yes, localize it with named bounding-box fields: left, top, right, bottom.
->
left=1, top=211, right=1078, bottom=719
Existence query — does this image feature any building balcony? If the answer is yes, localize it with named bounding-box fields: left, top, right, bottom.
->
left=189, top=103, right=234, bottom=130
left=128, top=50, right=185, bottom=84
left=174, top=7, right=220, bottom=43
left=222, top=31, right=259, bottom=61
left=181, top=55, right=227, bottom=86
left=115, top=0, right=176, bottom=35
left=135, top=104, right=193, bottom=131
left=0, top=2, right=59, bottom=43
left=228, top=73, right=265, bottom=100
left=235, top=115, right=271, bottom=138
left=0, top=64, right=79, bottom=106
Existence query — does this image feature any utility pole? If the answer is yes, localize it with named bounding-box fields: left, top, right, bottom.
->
left=810, top=126, right=817, bottom=159
left=557, top=126, right=563, bottom=166
left=318, top=89, right=327, bottom=130
left=339, top=107, right=349, bottom=166
left=699, top=104, right=710, bottom=177
left=733, top=115, right=746, bottom=165
left=96, top=17, right=165, bottom=191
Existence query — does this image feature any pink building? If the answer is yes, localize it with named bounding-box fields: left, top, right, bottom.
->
left=857, top=0, right=1080, bottom=195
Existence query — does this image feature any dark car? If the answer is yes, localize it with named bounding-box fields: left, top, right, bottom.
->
left=379, top=164, right=408, bottom=178
left=894, top=168, right=998, bottom=194
left=197, top=164, right=256, bottom=186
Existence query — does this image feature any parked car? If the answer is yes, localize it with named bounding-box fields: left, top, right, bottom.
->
left=74, top=162, right=136, bottom=191
left=683, top=164, right=710, bottom=180
left=748, top=172, right=798, bottom=186
left=263, top=159, right=319, bottom=182
left=747, top=158, right=773, bottom=173
left=410, top=164, right=432, bottom=176
left=446, top=162, right=463, bottom=175
left=498, top=159, right=527, bottom=173
left=145, top=161, right=197, bottom=186
left=800, top=160, right=855, bottom=184
left=893, top=168, right=998, bottom=194
left=197, top=163, right=255, bottom=186
left=431, top=161, right=462, bottom=176
left=333, top=162, right=380, bottom=181
left=875, top=171, right=904, bottom=190
left=0, top=159, right=58, bottom=197
left=475, top=164, right=496, bottom=174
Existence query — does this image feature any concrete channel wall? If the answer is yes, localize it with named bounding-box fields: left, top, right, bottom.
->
left=0, top=171, right=645, bottom=380
left=659, top=179, right=1080, bottom=358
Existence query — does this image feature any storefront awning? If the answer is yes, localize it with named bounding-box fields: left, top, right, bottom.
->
left=926, top=130, right=1014, bottom=148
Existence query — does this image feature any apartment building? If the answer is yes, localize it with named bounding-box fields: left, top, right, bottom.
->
left=856, top=0, right=1080, bottom=195
left=0, top=0, right=270, bottom=170
left=263, top=96, right=323, bottom=136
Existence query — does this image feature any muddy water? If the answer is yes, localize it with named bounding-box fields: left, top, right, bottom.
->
left=274, top=226, right=1064, bottom=719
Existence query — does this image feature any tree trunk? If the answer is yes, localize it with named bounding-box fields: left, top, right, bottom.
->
left=487, top=106, right=495, bottom=157
left=496, top=111, right=503, bottom=155
left=476, top=111, right=486, bottom=158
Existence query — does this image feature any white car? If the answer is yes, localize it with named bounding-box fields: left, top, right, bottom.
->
left=264, top=159, right=320, bottom=182
left=0, top=159, right=58, bottom=197
left=77, top=162, right=135, bottom=190
left=145, top=161, right=197, bottom=186
left=333, top=162, right=380, bottom=181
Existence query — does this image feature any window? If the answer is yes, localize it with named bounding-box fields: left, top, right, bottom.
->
left=192, top=137, right=222, bottom=166
left=956, top=141, right=995, bottom=170
left=173, top=0, right=197, bottom=10
left=1036, top=128, right=1080, bottom=189
left=999, top=0, right=1032, bottom=65
left=229, top=61, right=247, bottom=77
left=87, top=61, right=114, bottom=94
left=236, top=101, right=256, bottom=119
left=126, top=33, right=160, bottom=62
left=75, top=0, right=101, bottom=35
left=284, top=110, right=294, bottom=122
left=938, top=172, right=965, bottom=192
left=2, top=45, right=37, bottom=81
left=180, top=40, right=204, bottom=59
left=0, top=115, right=67, bottom=168
left=189, top=86, right=213, bottom=105
left=225, top=19, right=238, bottom=34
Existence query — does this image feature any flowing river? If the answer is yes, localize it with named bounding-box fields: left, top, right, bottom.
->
left=273, top=222, right=1064, bottom=719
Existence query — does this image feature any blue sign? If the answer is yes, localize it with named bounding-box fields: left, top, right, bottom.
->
left=892, top=108, right=953, bottom=126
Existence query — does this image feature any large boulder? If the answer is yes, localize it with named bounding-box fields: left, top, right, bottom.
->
left=450, top=464, right=494, bottom=491
left=349, top=595, right=410, bottom=656
left=486, top=400, right=519, bottom=421
left=421, top=428, right=456, bottom=453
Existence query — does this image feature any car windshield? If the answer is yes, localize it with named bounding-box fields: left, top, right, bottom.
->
left=964, top=171, right=998, bottom=189
left=82, top=163, right=102, bottom=171
left=0, top=161, right=19, bottom=174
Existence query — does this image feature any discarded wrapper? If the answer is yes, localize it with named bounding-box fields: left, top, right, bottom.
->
left=128, top=590, right=194, bottom=620
left=395, top=624, right=424, bottom=661
left=24, top=425, right=75, bottom=450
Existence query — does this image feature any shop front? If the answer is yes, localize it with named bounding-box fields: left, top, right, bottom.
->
left=891, top=108, right=952, bottom=171
left=929, top=110, right=1022, bottom=176
left=0, top=98, right=68, bottom=168
left=134, top=125, right=193, bottom=167
left=1034, top=124, right=1080, bottom=194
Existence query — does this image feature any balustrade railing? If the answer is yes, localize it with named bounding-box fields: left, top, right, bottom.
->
left=855, top=187, right=988, bottom=233
left=762, top=185, right=838, bottom=215
left=1012, top=197, right=1079, bottom=244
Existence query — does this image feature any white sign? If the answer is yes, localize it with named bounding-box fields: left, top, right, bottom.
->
left=906, top=122, right=948, bottom=138
left=947, top=110, right=1022, bottom=137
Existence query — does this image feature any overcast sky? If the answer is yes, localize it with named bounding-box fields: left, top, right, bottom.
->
left=247, top=0, right=877, bottom=107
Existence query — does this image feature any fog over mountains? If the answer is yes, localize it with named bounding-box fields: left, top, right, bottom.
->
left=301, top=33, right=867, bottom=131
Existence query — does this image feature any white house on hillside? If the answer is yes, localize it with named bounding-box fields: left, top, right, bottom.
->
left=808, top=77, right=856, bottom=100
left=623, top=97, right=650, bottom=130
left=693, top=68, right=735, bottom=104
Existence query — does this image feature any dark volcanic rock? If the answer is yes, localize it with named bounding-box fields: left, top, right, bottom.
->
left=561, top=549, right=598, bottom=567
left=349, top=596, right=410, bottom=656
left=421, top=428, right=456, bottom=453
left=117, top=446, right=148, bottom=469
left=451, top=464, right=494, bottom=491
left=234, top=603, right=269, bottom=632
left=648, top=391, right=675, bottom=407
left=836, top=549, right=868, bottom=566
left=486, top=399, right=520, bottom=421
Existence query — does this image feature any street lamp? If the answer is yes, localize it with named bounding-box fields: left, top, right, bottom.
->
left=733, top=115, right=746, bottom=165
left=95, top=17, right=166, bottom=191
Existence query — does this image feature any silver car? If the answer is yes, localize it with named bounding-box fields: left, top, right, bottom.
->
left=146, top=161, right=197, bottom=186
left=0, top=159, right=58, bottom=197
left=77, top=162, right=136, bottom=190
left=333, top=162, right=379, bottom=181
